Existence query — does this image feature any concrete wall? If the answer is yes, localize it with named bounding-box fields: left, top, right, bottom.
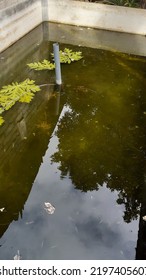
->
left=0, top=24, right=44, bottom=84
left=48, top=22, right=146, bottom=57
left=0, top=0, right=42, bottom=53
left=48, top=0, right=146, bottom=35
left=1, top=0, right=146, bottom=54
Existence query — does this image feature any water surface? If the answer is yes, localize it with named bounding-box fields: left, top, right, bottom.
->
left=0, top=23, right=146, bottom=259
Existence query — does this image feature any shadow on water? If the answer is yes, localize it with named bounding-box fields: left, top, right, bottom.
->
left=0, top=87, right=63, bottom=236
left=0, top=22, right=146, bottom=259
left=0, top=22, right=65, bottom=250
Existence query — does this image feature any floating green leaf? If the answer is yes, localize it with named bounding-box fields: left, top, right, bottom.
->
left=19, top=92, right=35, bottom=103
left=27, top=60, right=55, bottom=71
left=27, top=48, right=83, bottom=71
left=0, top=79, right=40, bottom=126
left=52, top=48, right=83, bottom=64
left=60, top=48, right=83, bottom=64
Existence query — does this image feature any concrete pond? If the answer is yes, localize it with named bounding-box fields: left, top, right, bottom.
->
left=0, top=21, right=146, bottom=259
left=1, top=0, right=146, bottom=260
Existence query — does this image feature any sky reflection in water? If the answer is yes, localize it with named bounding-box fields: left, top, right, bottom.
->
left=0, top=106, right=139, bottom=259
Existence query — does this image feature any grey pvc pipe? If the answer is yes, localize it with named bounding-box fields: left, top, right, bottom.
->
left=53, top=43, right=62, bottom=85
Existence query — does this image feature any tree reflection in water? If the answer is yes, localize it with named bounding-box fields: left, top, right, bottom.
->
left=49, top=48, right=146, bottom=259
left=51, top=80, right=146, bottom=224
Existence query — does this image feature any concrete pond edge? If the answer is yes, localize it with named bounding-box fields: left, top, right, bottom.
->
left=0, top=0, right=146, bottom=53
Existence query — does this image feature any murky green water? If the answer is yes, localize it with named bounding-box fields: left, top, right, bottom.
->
left=0, top=23, right=146, bottom=259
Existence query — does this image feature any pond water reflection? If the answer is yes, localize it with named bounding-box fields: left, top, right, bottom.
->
left=0, top=23, right=146, bottom=259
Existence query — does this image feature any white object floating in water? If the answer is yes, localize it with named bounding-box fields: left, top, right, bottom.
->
left=13, top=250, right=21, bottom=260
left=0, top=207, right=5, bottom=212
left=25, top=221, right=34, bottom=225
left=44, top=202, right=55, bottom=215
left=142, top=216, right=146, bottom=222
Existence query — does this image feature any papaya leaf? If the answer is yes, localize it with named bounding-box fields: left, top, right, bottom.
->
left=19, top=92, right=35, bottom=103
left=28, top=48, right=83, bottom=71
left=52, top=48, right=83, bottom=64
left=0, top=79, right=40, bottom=125
left=0, top=108, right=3, bottom=114
left=27, top=60, right=55, bottom=71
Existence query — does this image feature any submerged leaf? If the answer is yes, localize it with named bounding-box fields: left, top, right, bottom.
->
left=0, top=116, right=4, bottom=126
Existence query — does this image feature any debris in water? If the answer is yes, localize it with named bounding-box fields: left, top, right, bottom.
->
left=13, top=250, right=21, bottom=260
left=142, top=216, right=146, bottom=222
left=25, top=221, right=34, bottom=225
left=0, top=208, right=5, bottom=212
left=51, top=245, right=58, bottom=249
left=74, top=225, right=78, bottom=233
left=44, top=202, right=55, bottom=214
left=41, top=241, right=44, bottom=248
